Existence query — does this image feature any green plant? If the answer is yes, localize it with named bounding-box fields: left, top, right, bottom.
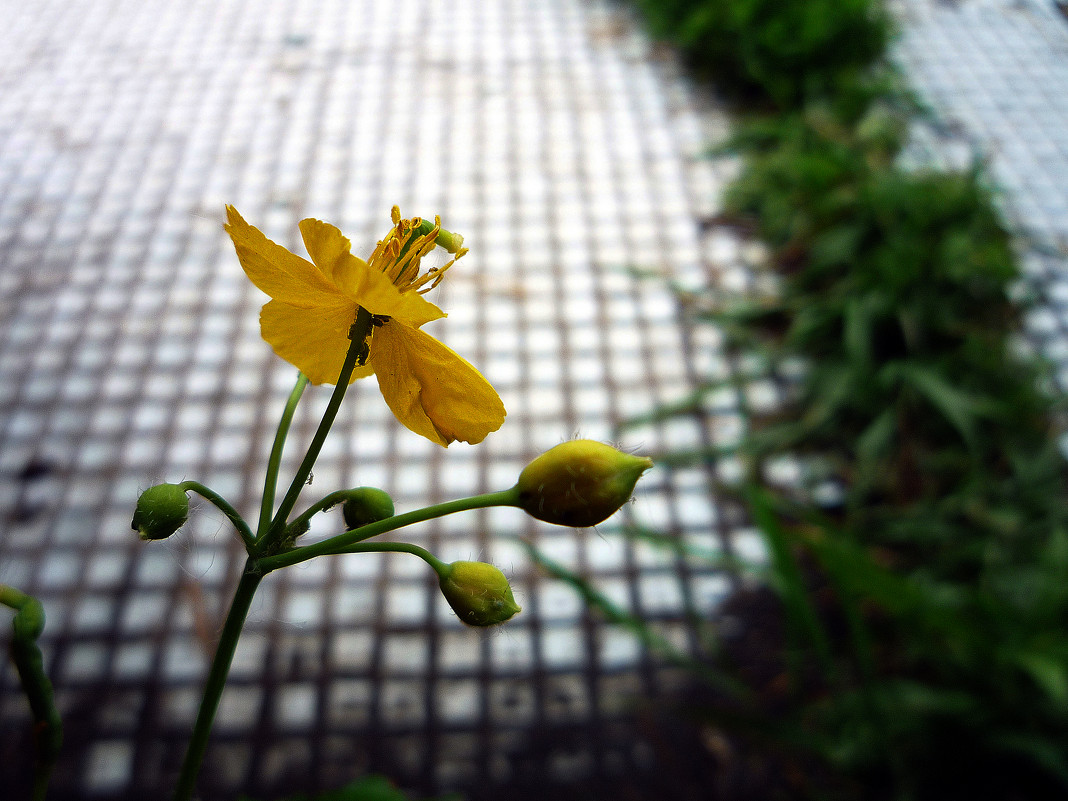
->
left=150, top=209, right=653, bottom=801
left=631, top=0, right=893, bottom=110
left=688, top=120, right=1068, bottom=801
left=742, top=490, right=1068, bottom=800
left=4, top=207, right=654, bottom=800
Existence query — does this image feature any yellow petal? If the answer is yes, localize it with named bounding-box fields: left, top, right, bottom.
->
left=226, top=206, right=345, bottom=308
left=298, top=217, right=369, bottom=291
left=349, top=265, right=447, bottom=327
left=260, top=299, right=374, bottom=385
left=368, top=322, right=506, bottom=446
left=295, top=216, right=445, bottom=325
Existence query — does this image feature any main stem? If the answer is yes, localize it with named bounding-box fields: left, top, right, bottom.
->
left=261, top=308, right=374, bottom=550
left=171, top=559, right=263, bottom=801
left=172, top=311, right=374, bottom=799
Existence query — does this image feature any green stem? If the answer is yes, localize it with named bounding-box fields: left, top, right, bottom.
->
left=337, top=541, right=449, bottom=577
left=171, top=559, right=263, bottom=801
left=257, top=487, right=521, bottom=574
left=180, top=481, right=255, bottom=551
left=257, top=373, right=309, bottom=539
left=286, top=489, right=357, bottom=537
left=2, top=585, right=62, bottom=801
left=0, top=584, right=32, bottom=614
left=262, top=308, right=374, bottom=551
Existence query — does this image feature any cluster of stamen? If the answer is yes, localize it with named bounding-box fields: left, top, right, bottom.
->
left=368, top=206, right=468, bottom=295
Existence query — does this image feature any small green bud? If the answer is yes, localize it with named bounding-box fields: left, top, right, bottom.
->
left=342, top=487, right=396, bottom=530
left=132, top=483, right=189, bottom=541
left=439, top=561, right=521, bottom=627
left=516, top=440, right=653, bottom=527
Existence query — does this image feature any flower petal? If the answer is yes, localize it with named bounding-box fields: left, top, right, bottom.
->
left=350, top=265, right=447, bottom=327
left=298, top=217, right=369, bottom=291
left=226, top=206, right=344, bottom=308
left=368, top=322, right=506, bottom=446
left=260, top=299, right=374, bottom=385
left=296, top=216, right=445, bottom=325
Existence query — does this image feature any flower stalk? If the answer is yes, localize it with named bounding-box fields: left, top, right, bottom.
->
left=257, top=372, right=309, bottom=537
left=257, top=488, right=522, bottom=573
left=179, top=481, right=254, bottom=549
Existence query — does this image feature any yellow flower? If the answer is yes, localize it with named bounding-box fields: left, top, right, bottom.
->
left=225, top=205, right=506, bottom=447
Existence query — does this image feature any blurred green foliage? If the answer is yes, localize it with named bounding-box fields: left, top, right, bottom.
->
left=633, top=103, right=1068, bottom=798
left=704, top=95, right=1068, bottom=798
left=537, top=0, right=1068, bottom=798
left=661, top=59, right=1068, bottom=801
left=716, top=110, right=1062, bottom=560
left=630, top=0, right=893, bottom=109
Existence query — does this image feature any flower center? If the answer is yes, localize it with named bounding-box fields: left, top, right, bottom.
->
left=367, top=206, right=467, bottom=296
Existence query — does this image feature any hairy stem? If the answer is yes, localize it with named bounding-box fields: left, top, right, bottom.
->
left=180, top=481, right=255, bottom=551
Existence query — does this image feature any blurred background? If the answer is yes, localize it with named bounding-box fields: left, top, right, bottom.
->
left=2, top=1, right=1068, bottom=800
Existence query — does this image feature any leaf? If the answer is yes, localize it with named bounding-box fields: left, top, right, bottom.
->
left=991, top=732, right=1068, bottom=785
left=745, top=485, right=835, bottom=678
left=843, top=296, right=875, bottom=364
left=1013, top=651, right=1068, bottom=704
left=885, top=362, right=990, bottom=449
left=855, top=407, right=896, bottom=464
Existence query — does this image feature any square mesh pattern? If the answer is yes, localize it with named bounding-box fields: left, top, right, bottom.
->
left=0, top=1, right=748, bottom=797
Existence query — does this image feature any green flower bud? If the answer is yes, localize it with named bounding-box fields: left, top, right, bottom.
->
left=342, top=487, right=396, bottom=530
left=516, top=440, right=653, bottom=527
left=132, top=483, right=189, bottom=541
left=439, top=561, right=521, bottom=627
